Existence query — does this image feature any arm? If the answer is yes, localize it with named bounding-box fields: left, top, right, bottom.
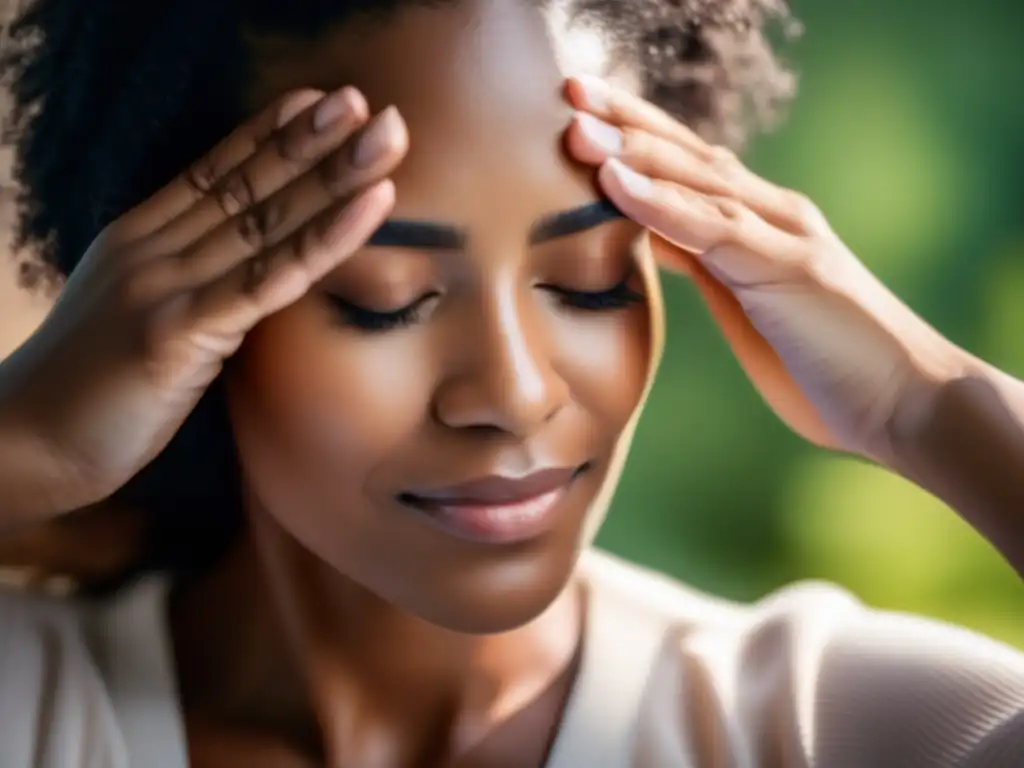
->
left=561, top=76, right=1024, bottom=580
left=0, top=88, right=405, bottom=532
left=0, top=387, right=83, bottom=527
left=636, top=581, right=1024, bottom=767
left=0, top=189, right=66, bottom=527
left=889, top=354, right=1024, bottom=577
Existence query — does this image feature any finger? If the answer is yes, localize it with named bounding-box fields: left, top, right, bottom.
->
left=187, top=180, right=396, bottom=339
left=149, top=87, right=372, bottom=255
left=567, top=112, right=723, bottom=195
left=119, top=89, right=327, bottom=238
left=151, top=106, right=407, bottom=294
left=564, top=75, right=713, bottom=159
left=599, top=159, right=805, bottom=285
left=567, top=112, right=818, bottom=236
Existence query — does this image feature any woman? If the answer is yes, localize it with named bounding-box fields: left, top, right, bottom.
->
left=1, top=0, right=1023, bottom=766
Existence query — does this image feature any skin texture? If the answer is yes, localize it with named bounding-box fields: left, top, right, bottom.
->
left=0, top=167, right=137, bottom=586
left=169, top=3, right=651, bottom=766
left=229, top=2, right=648, bottom=634
left=562, top=77, right=1024, bottom=575
left=3, top=0, right=1024, bottom=765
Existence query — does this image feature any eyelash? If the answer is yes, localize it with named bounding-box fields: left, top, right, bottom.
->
left=327, top=295, right=434, bottom=332
left=549, top=279, right=644, bottom=312
left=328, top=280, right=644, bottom=333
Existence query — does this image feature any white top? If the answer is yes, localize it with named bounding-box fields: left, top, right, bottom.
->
left=3, top=548, right=1024, bottom=767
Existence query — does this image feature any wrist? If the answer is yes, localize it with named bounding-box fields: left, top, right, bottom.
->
left=884, top=343, right=1024, bottom=565
left=885, top=343, right=975, bottom=456
left=0, top=378, right=92, bottom=526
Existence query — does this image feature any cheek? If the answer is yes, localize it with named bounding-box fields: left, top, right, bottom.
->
left=225, top=303, right=431, bottom=516
left=555, top=305, right=650, bottom=435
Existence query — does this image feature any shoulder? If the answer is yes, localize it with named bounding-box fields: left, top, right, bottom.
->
left=580, top=549, right=1024, bottom=766
left=579, top=547, right=863, bottom=632
left=0, top=583, right=100, bottom=688
left=0, top=585, right=128, bottom=766
left=0, top=579, right=180, bottom=768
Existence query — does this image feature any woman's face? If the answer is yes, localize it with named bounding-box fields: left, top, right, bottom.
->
left=227, top=0, right=651, bottom=633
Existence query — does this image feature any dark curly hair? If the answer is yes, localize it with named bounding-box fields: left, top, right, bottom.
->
left=0, top=0, right=799, bottom=590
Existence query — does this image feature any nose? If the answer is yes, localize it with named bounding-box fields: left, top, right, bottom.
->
left=433, top=289, right=570, bottom=438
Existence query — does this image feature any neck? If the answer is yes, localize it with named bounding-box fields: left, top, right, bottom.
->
left=169, top=510, right=583, bottom=765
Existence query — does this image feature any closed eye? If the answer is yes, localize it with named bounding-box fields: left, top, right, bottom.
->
left=326, top=293, right=438, bottom=332
left=542, top=279, right=644, bottom=311
left=326, top=276, right=643, bottom=333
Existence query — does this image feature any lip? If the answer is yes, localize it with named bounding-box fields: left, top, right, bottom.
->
left=398, top=464, right=590, bottom=545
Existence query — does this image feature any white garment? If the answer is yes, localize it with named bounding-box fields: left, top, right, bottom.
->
left=2, top=548, right=1024, bottom=767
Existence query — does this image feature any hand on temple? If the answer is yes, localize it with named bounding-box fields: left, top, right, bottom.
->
left=563, top=74, right=1024, bottom=573
left=0, top=87, right=406, bottom=523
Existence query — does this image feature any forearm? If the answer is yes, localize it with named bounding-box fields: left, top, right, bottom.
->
left=0, top=405, right=75, bottom=529
left=887, top=350, right=1024, bottom=576
left=0, top=347, right=87, bottom=530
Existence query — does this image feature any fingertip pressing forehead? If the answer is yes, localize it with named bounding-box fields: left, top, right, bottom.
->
left=244, top=0, right=634, bottom=232
left=244, top=0, right=638, bottom=134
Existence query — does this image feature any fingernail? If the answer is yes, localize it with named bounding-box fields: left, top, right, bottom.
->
left=607, top=158, right=652, bottom=197
left=577, top=112, right=622, bottom=154
left=313, top=88, right=355, bottom=132
left=575, top=75, right=610, bottom=109
left=352, top=106, right=399, bottom=168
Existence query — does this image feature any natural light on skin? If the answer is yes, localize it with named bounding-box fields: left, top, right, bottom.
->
left=168, top=7, right=655, bottom=761
left=0, top=0, right=659, bottom=763
left=368, top=199, right=625, bottom=250
left=0, top=1, right=646, bottom=591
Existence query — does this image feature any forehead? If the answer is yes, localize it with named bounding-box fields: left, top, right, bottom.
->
left=244, top=0, right=635, bottom=221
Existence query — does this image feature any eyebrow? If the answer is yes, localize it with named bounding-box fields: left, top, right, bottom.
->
left=365, top=199, right=624, bottom=250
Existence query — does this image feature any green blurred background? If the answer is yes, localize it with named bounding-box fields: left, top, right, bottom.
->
left=597, top=0, right=1024, bottom=647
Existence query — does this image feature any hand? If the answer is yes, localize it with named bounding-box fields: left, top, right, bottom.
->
left=562, top=76, right=965, bottom=462
left=0, top=86, right=408, bottom=516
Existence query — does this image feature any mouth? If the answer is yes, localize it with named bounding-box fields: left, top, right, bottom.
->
left=398, top=463, right=592, bottom=545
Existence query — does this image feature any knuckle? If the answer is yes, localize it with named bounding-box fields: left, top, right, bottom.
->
left=787, top=191, right=824, bottom=232
left=316, top=151, right=354, bottom=193
left=236, top=206, right=270, bottom=250
left=242, top=251, right=278, bottom=294
left=711, top=198, right=750, bottom=243
left=262, top=196, right=291, bottom=240
left=242, top=257, right=265, bottom=294
left=714, top=197, right=746, bottom=221
left=290, top=221, right=321, bottom=265
left=184, top=158, right=218, bottom=196
left=214, top=171, right=258, bottom=218
left=714, top=198, right=748, bottom=235
left=708, top=145, right=741, bottom=179
left=601, top=91, right=622, bottom=120
left=604, top=90, right=633, bottom=126
left=270, top=121, right=307, bottom=164
left=619, top=126, right=648, bottom=159
left=796, top=243, right=829, bottom=284
left=240, top=196, right=290, bottom=248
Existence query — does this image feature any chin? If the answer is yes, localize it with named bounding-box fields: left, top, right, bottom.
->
left=384, top=542, right=583, bottom=635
